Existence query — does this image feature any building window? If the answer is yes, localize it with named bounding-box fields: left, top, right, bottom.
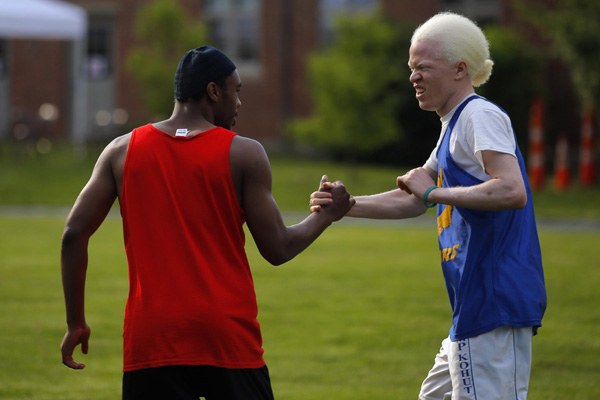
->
left=320, top=0, right=377, bottom=46
left=438, top=0, right=500, bottom=25
left=204, top=0, right=261, bottom=75
left=86, top=18, right=113, bottom=80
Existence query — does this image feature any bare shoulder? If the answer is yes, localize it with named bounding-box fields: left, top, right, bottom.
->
left=231, top=135, right=267, bottom=159
left=229, top=135, right=272, bottom=206
left=89, top=132, right=132, bottom=192
left=230, top=134, right=270, bottom=171
left=100, top=132, right=131, bottom=170
left=105, top=132, right=132, bottom=157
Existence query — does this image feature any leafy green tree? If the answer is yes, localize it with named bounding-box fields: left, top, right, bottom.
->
left=477, top=26, right=543, bottom=149
left=288, top=12, right=544, bottom=167
left=127, top=0, right=206, bottom=119
left=288, top=12, right=424, bottom=163
left=517, top=0, right=600, bottom=113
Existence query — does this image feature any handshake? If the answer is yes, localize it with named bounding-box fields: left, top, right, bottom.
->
left=308, top=175, right=356, bottom=221
left=308, top=175, right=355, bottom=221
left=308, top=168, right=435, bottom=221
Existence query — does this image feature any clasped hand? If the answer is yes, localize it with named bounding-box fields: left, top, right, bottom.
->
left=396, top=167, right=436, bottom=200
left=308, top=175, right=355, bottom=218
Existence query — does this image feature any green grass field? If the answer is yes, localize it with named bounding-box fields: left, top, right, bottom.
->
left=1, top=143, right=599, bottom=398
left=0, top=215, right=599, bottom=399
left=1, top=142, right=600, bottom=219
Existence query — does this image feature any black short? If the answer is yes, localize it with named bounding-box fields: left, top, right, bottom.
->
left=122, top=364, right=275, bottom=400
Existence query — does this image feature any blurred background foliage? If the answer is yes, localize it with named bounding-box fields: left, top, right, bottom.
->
left=287, top=10, right=543, bottom=166
left=5, top=0, right=596, bottom=195
left=477, top=25, right=543, bottom=152
left=126, top=0, right=206, bottom=120
left=516, top=0, right=600, bottom=115
left=286, top=13, right=429, bottom=165
left=119, top=0, right=600, bottom=171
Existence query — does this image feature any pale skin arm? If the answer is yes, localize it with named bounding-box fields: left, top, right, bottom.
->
left=230, top=136, right=355, bottom=265
left=310, top=149, right=526, bottom=216
left=398, top=150, right=527, bottom=210
left=60, top=136, right=127, bottom=369
left=309, top=175, right=428, bottom=220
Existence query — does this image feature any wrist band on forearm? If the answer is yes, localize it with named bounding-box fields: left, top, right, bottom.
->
left=423, top=185, right=438, bottom=208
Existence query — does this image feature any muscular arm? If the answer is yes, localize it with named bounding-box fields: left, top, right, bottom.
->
left=230, top=136, right=353, bottom=265
left=399, top=151, right=527, bottom=211
left=60, top=135, right=128, bottom=369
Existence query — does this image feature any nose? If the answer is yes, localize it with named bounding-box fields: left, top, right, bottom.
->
left=409, top=70, right=420, bottom=83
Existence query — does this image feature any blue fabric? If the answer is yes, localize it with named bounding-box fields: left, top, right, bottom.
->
left=435, top=95, right=546, bottom=341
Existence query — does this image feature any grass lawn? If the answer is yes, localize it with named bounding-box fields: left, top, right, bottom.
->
left=1, top=142, right=600, bottom=220
left=0, top=215, right=598, bottom=399
left=1, top=142, right=599, bottom=398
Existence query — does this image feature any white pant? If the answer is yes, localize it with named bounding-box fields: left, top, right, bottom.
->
left=418, top=326, right=533, bottom=400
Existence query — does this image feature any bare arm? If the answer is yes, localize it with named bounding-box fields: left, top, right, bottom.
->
left=310, top=174, right=428, bottom=220
left=60, top=137, right=126, bottom=369
left=399, top=151, right=527, bottom=210
left=345, top=188, right=427, bottom=219
left=230, top=136, right=354, bottom=265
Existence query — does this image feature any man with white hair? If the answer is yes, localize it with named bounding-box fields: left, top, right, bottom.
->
left=310, top=12, right=546, bottom=400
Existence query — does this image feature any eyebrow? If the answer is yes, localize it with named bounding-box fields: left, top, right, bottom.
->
left=409, top=62, right=430, bottom=69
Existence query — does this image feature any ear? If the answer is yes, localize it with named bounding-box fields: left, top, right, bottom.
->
left=206, top=82, right=220, bottom=102
left=455, top=61, right=468, bottom=80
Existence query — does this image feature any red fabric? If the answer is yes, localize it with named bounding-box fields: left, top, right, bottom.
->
left=120, top=124, right=264, bottom=372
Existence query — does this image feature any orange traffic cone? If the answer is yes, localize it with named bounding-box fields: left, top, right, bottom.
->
left=554, top=135, right=570, bottom=191
left=528, top=98, right=545, bottom=190
left=578, top=107, right=597, bottom=187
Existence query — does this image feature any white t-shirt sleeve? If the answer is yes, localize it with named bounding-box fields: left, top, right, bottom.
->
left=470, top=108, right=516, bottom=162
left=459, top=105, right=517, bottom=180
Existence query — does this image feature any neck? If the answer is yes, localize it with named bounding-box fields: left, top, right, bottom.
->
left=154, top=100, right=216, bottom=135
left=437, top=86, right=475, bottom=118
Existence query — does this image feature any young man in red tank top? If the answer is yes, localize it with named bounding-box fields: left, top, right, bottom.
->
left=60, top=46, right=354, bottom=400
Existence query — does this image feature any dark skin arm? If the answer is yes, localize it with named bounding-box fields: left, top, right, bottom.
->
left=230, top=135, right=354, bottom=265
left=60, top=134, right=129, bottom=369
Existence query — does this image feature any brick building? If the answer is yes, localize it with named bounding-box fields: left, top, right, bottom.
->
left=0, top=0, right=547, bottom=147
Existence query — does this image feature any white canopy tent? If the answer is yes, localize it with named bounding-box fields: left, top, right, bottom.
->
left=0, top=0, right=87, bottom=40
left=0, top=0, right=88, bottom=141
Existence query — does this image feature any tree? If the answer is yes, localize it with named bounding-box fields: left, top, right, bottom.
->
left=288, top=12, right=543, bottom=168
left=516, top=0, right=600, bottom=113
left=477, top=26, right=543, bottom=149
left=127, top=0, right=207, bottom=119
left=288, top=12, right=423, bottom=163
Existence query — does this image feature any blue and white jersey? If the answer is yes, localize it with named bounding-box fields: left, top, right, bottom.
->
left=435, top=95, right=546, bottom=341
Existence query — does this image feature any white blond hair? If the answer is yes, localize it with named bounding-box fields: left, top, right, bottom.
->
left=411, top=12, right=494, bottom=87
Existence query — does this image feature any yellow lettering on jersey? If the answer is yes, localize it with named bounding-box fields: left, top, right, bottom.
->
left=436, top=169, right=452, bottom=236
left=436, top=170, right=461, bottom=259
left=440, top=244, right=461, bottom=262
left=437, top=205, right=452, bottom=236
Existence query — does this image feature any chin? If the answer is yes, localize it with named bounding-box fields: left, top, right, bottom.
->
left=417, top=100, right=436, bottom=112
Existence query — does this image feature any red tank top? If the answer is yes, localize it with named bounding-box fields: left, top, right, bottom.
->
left=120, top=124, right=264, bottom=372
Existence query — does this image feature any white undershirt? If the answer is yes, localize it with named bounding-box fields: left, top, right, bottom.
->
left=424, top=95, right=517, bottom=182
